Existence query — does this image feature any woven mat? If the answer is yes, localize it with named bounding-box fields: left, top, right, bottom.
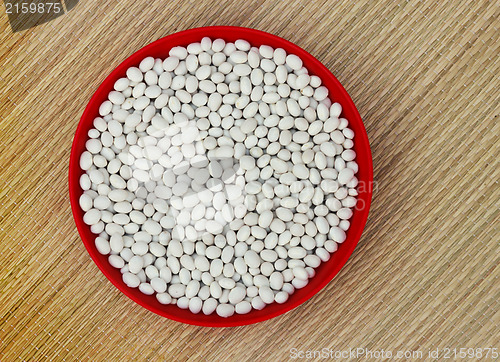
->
left=1, top=0, right=498, bottom=360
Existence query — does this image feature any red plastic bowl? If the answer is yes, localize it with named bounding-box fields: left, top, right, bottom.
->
left=69, top=26, right=373, bottom=327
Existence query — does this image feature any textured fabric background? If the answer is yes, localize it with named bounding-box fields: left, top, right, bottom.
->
left=0, top=0, right=498, bottom=360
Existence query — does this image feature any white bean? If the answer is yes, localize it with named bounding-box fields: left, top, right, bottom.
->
left=81, top=38, right=359, bottom=317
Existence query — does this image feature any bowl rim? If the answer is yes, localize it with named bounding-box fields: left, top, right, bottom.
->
left=69, top=25, right=373, bottom=327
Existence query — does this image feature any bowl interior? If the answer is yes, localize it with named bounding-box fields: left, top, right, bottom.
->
left=69, top=26, right=373, bottom=327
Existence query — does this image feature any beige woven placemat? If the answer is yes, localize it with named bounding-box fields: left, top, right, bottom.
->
left=0, top=0, right=498, bottom=360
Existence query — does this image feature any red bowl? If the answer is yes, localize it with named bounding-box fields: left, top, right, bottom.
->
left=69, top=26, right=373, bottom=327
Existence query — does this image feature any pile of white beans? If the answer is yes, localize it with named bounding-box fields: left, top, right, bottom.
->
left=78, top=37, right=359, bottom=318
